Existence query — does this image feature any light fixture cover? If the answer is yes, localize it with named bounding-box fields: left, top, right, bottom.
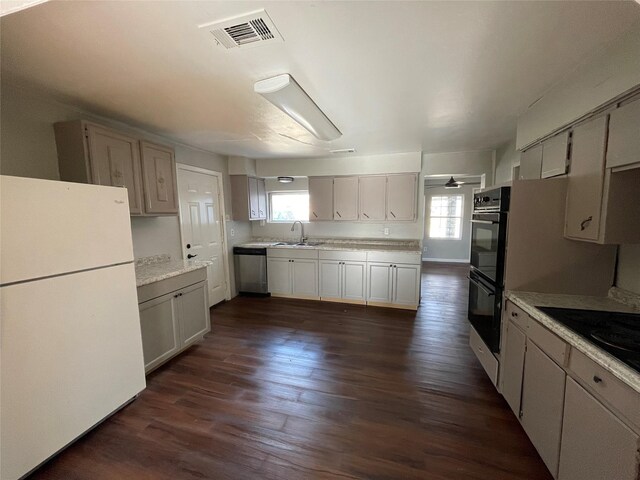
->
left=277, top=176, right=294, bottom=183
left=254, top=74, right=342, bottom=141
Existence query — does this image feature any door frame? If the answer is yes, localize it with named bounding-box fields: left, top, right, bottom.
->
left=176, top=163, right=231, bottom=302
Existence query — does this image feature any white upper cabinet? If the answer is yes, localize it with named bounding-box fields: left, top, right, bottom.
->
left=541, top=131, right=569, bottom=178
left=359, top=176, right=387, bottom=221
left=519, top=144, right=543, bottom=180
left=333, top=176, right=359, bottom=221
left=607, top=95, right=640, bottom=169
left=386, top=174, right=417, bottom=221
left=140, top=141, right=179, bottom=215
left=230, top=175, right=267, bottom=221
left=308, top=177, right=334, bottom=221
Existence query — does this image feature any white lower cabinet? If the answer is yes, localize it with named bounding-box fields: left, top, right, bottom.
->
left=319, top=259, right=366, bottom=303
left=138, top=277, right=209, bottom=373
left=501, top=319, right=527, bottom=416
left=520, top=341, right=566, bottom=477
left=367, top=262, right=420, bottom=309
left=267, top=249, right=319, bottom=299
left=558, top=378, right=640, bottom=480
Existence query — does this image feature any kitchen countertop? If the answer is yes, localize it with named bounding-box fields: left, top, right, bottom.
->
left=237, top=238, right=421, bottom=253
left=135, top=254, right=211, bottom=287
left=505, top=290, right=640, bottom=394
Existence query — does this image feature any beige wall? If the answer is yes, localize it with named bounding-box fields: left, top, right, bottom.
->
left=494, top=138, right=520, bottom=185
left=617, top=244, right=640, bottom=295
left=0, top=82, right=250, bottom=296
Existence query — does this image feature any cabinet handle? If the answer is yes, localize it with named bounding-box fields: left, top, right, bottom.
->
left=390, top=211, right=396, bottom=218
left=389, top=264, right=393, bottom=267
left=313, top=212, right=318, bottom=218
left=580, top=216, right=593, bottom=231
left=363, top=213, right=369, bottom=218
left=593, top=375, right=602, bottom=384
left=187, top=254, right=198, bottom=259
left=259, top=210, right=263, bottom=215
left=511, top=311, right=518, bottom=317
left=251, top=210, right=256, bottom=215
left=336, top=211, right=342, bottom=218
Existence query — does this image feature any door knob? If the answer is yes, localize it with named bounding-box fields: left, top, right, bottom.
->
left=187, top=254, right=198, bottom=259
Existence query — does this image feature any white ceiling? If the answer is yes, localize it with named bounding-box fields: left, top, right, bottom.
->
left=2, top=1, right=640, bottom=159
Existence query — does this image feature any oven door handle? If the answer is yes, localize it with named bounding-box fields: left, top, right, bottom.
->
left=471, top=219, right=499, bottom=225
left=467, top=275, right=495, bottom=296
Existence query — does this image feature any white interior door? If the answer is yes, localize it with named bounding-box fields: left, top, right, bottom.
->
left=177, top=166, right=227, bottom=307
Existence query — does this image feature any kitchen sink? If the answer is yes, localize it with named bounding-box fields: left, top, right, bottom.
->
left=272, top=241, right=323, bottom=247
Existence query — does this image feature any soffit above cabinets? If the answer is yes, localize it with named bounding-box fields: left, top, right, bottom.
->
left=2, top=1, right=640, bottom=158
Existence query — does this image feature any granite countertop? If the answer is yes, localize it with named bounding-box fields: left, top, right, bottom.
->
left=237, top=238, right=422, bottom=253
left=505, top=290, right=640, bottom=393
left=135, top=254, right=211, bottom=287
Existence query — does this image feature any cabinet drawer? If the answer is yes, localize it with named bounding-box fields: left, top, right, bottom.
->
left=137, top=268, right=207, bottom=304
left=267, top=248, right=319, bottom=260
left=504, top=301, right=530, bottom=331
left=319, top=250, right=367, bottom=261
left=367, top=251, right=421, bottom=265
left=526, top=320, right=568, bottom=366
left=569, top=348, right=640, bottom=430
left=469, top=325, right=499, bottom=386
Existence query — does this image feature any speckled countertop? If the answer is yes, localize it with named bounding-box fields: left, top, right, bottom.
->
left=237, top=238, right=421, bottom=253
left=505, top=290, right=640, bottom=393
left=135, top=254, right=211, bottom=287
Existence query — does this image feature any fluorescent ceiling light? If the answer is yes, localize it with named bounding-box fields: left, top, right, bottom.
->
left=254, top=74, right=342, bottom=141
left=330, top=148, right=356, bottom=154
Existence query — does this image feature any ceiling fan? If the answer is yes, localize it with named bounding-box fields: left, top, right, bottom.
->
left=425, top=176, right=481, bottom=190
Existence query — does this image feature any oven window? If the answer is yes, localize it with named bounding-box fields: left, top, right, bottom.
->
left=470, top=220, right=499, bottom=282
left=429, top=195, right=463, bottom=239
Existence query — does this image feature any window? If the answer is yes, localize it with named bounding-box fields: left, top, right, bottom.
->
left=269, top=192, right=309, bottom=222
left=429, top=195, right=463, bottom=239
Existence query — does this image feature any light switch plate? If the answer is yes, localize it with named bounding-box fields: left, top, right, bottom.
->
left=230, top=228, right=235, bottom=237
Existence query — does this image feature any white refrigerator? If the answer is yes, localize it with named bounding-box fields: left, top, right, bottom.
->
left=1, top=175, right=146, bottom=480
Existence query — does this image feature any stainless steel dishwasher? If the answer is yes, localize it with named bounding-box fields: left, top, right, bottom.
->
left=233, top=246, right=269, bottom=295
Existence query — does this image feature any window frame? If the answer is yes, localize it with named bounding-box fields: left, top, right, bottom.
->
left=268, top=190, right=310, bottom=223
left=428, top=194, right=464, bottom=240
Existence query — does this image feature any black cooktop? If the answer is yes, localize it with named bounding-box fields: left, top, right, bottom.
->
left=535, top=307, right=640, bottom=374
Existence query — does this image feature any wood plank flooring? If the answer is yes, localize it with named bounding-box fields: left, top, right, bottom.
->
left=30, top=263, right=551, bottom=479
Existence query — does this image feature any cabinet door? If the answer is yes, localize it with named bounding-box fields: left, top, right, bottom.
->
left=387, top=174, right=417, bottom=221
left=521, top=341, right=566, bottom=477
left=558, top=378, right=639, bottom=480
left=501, top=320, right=527, bottom=416
left=367, top=262, right=393, bottom=303
left=85, top=124, right=143, bottom=215
left=267, top=258, right=291, bottom=295
left=342, top=261, right=367, bottom=302
left=308, top=177, right=334, bottom=221
left=392, top=264, right=420, bottom=306
left=541, top=131, right=569, bottom=178
left=140, top=141, right=178, bottom=214
left=565, top=116, right=607, bottom=241
left=319, top=260, right=342, bottom=299
left=333, top=176, right=359, bottom=220
left=257, top=178, right=267, bottom=220
left=139, top=292, right=180, bottom=372
left=359, top=176, right=387, bottom=221
left=248, top=177, right=260, bottom=220
left=179, top=281, right=210, bottom=346
left=291, top=259, right=319, bottom=297
left=607, top=96, right=640, bottom=169
left=520, top=144, right=543, bottom=180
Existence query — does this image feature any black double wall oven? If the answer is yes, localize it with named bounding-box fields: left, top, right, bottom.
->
left=468, top=186, right=510, bottom=354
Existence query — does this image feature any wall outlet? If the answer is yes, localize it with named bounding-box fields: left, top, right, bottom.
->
left=383, top=227, right=390, bottom=236
left=423, top=247, right=428, bottom=253
left=230, top=228, right=235, bottom=237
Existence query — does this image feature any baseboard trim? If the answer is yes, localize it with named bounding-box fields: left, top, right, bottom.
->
left=421, top=257, right=470, bottom=264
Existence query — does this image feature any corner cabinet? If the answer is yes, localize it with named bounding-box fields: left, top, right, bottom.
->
left=140, top=141, right=179, bottom=215
left=230, top=175, right=267, bottom=221
left=564, top=114, right=640, bottom=244
left=137, top=270, right=210, bottom=374
left=54, top=120, right=178, bottom=216
left=607, top=95, right=640, bottom=170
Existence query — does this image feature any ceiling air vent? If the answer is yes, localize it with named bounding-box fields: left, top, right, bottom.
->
left=199, top=9, right=283, bottom=49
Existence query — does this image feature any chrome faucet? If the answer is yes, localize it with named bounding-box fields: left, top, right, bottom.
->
left=290, top=221, right=306, bottom=244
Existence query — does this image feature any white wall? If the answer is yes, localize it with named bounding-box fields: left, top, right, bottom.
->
left=517, top=23, right=640, bottom=149
left=617, top=244, right=640, bottom=295
left=422, top=185, right=474, bottom=262
left=0, top=82, right=250, bottom=296
left=494, top=138, right=520, bottom=185
left=422, top=150, right=494, bottom=185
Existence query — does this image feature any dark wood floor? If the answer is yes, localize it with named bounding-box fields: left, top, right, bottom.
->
left=30, top=263, right=551, bottom=479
